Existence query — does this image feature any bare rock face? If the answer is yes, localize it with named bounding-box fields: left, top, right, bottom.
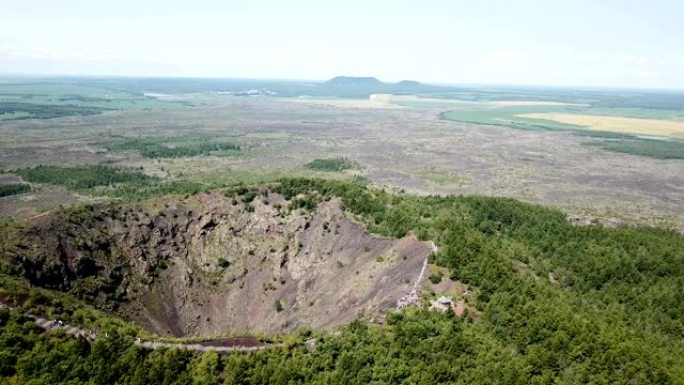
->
left=132, top=192, right=431, bottom=336
left=5, top=190, right=432, bottom=337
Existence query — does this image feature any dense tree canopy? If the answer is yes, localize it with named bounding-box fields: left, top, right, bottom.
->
left=1, top=178, right=682, bottom=384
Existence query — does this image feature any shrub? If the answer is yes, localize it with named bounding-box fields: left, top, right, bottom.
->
left=0, top=183, right=30, bottom=197
left=306, top=157, right=355, bottom=172
left=16, top=165, right=156, bottom=190
left=428, top=271, right=444, bottom=284
left=107, top=138, right=240, bottom=158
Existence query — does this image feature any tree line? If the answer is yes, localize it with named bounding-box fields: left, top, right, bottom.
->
left=0, top=177, right=682, bottom=383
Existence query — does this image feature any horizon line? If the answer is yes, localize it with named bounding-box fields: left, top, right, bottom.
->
left=1, top=72, right=683, bottom=93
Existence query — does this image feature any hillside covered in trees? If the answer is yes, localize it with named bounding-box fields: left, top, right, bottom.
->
left=0, top=178, right=683, bottom=384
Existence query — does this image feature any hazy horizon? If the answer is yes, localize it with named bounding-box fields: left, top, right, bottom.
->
left=4, top=73, right=684, bottom=93
left=2, top=0, right=683, bottom=89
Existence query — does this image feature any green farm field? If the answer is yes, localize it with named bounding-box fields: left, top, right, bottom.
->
left=437, top=93, right=684, bottom=159
left=0, top=77, right=682, bottom=231
left=0, top=79, right=186, bottom=121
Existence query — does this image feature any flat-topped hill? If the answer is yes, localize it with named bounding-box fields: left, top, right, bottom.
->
left=324, top=76, right=384, bottom=86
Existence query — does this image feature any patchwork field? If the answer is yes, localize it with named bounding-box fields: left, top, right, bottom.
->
left=439, top=95, right=684, bottom=160
left=1, top=78, right=683, bottom=231
left=1, top=88, right=683, bottom=231
left=0, top=79, right=186, bottom=121
left=519, top=112, right=684, bottom=138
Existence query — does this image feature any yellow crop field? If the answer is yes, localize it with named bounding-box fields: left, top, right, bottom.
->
left=518, top=113, right=684, bottom=138
left=390, top=95, right=582, bottom=107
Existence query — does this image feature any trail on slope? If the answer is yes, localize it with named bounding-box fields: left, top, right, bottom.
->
left=0, top=301, right=278, bottom=354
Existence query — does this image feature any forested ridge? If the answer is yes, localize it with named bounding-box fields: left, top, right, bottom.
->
left=1, top=178, right=683, bottom=384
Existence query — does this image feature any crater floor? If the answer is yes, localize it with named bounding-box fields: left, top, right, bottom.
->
left=6, top=190, right=432, bottom=337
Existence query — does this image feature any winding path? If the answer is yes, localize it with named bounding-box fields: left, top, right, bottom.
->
left=135, top=339, right=279, bottom=353
left=1, top=301, right=279, bottom=354
left=30, top=315, right=97, bottom=340
left=396, top=241, right=436, bottom=309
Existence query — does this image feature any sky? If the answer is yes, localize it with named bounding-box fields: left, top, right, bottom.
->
left=1, top=0, right=683, bottom=89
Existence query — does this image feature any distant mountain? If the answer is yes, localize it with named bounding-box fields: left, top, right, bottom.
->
left=396, top=80, right=423, bottom=87
left=324, top=76, right=384, bottom=86
left=318, top=76, right=451, bottom=98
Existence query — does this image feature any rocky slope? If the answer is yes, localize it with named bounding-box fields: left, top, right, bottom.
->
left=1, top=188, right=432, bottom=336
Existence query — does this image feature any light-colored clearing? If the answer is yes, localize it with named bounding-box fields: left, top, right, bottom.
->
left=390, top=95, right=583, bottom=107
left=518, top=113, right=684, bottom=138
left=491, top=100, right=586, bottom=107
left=388, top=95, right=478, bottom=105
left=284, top=96, right=396, bottom=109
left=282, top=95, right=582, bottom=109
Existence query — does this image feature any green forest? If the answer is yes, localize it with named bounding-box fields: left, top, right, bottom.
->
left=0, top=184, right=30, bottom=197
left=14, top=165, right=207, bottom=201
left=589, top=139, right=684, bottom=159
left=0, top=101, right=106, bottom=121
left=1, top=178, right=683, bottom=384
left=107, top=139, right=241, bottom=158
left=16, top=165, right=157, bottom=190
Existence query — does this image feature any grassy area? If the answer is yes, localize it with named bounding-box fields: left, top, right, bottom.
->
left=15, top=165, right=157, bottom=190
left=587, top=139, right=684, bottom=159
left=573, top=130, right=637, bottom=139
left=0, top=111, right=32, bottom=121
left=439, top=105, right=586, bottom=131
left=580, top=106, right=684, bottom=120
left=13, top=165, right=214, bottom=202
left=0, top=80, right=184, bottom=121
left=0, top=101, right=106, bottom=120
left=519, top=112, right=684, bottom=138
left=0, top=183, right=30, bottom=197
left=573, top=126, right=684, bottom=159
left=107, top=138, right=241, bottom=158
left=412, top=166, right=471, bottom=186
left=441, top=102, right=684, bottom=159
left=307, top=157, right=355, bottom=172
left=421, top=87, right=684, bottom=110
left=10, top=164, right=347, bottom=203
left=440, top=103, right=684, bottom=135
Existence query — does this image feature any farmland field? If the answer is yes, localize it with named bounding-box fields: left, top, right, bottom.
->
left=0, top=79, right=185, bottom=121
left=440, top=103, right=684, bottom=135
left=1, top=77, right=683, bottom=231
left=519, top=112, right=684, bottom=138
left=439, top=105, right=585, bottom=130
left=437, top=92, right=684, bottom=160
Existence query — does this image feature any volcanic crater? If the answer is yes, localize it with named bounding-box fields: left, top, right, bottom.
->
left=5, top=189, right=432, bottom=337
